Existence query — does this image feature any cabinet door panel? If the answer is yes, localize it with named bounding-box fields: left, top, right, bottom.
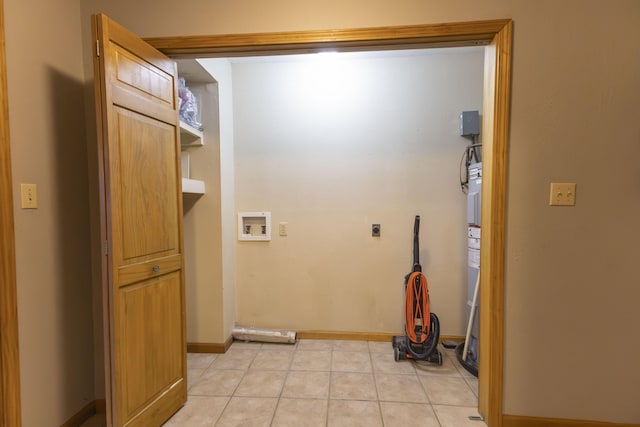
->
left=113, top=48, right=174, bottom=105
left=118, top=272, right=182, bottom=418
left=113, top=107, right=179, bottom=263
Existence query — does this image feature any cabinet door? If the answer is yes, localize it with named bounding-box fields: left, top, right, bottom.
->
left=92, top=13, right=186, bottom=427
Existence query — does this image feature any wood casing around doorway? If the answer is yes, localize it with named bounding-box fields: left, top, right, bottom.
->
left=0, top=0, right=22, bottom=424
left=146, top=19, right=512, bottom=427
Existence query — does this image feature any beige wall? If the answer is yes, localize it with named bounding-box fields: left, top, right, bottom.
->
left=4, top=0, right=637, bottom=424
left=231, top=49, right=483, bottom=335
left=76, top=0, right=640, bottom=423
left=5, top=0, right=95, bottom=425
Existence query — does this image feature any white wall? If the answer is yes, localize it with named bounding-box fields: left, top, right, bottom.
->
left=232, top=49, right=483, bottom=335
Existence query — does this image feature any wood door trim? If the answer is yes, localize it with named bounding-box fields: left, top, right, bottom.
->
left=145, top=19, right=509, bottom=57
left=503, top=414, right=640, bottom=427
left=92, top=15, right=114, bottom=427
left=146, top=19, right=512, bottom=427
left=295, top=330, right=466, bottom=343
left=479, top=21, right=512, bottom=427
left=0, top=0, right=22, bottom=424
left=187, top=337, right=233, bottom=354
left=60, top=401, right=97, bottom=427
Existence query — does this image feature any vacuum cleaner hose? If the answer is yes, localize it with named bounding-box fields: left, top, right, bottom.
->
left=404, top=271, right=440, bottom=359
left=405, top=272, right=431, bottom=342
left=406, top=313, right=440, bottom=359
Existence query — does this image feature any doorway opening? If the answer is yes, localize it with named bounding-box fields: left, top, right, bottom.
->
left=146, top=19, right=512, bottom=427
left=178, top=45, right=484, bottom=358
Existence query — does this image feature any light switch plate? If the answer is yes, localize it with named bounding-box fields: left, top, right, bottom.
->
left=549, top=182, right=576, bottom=206
left=20, top=183, right=38, bottom=209
left=279, top=222, right=288, bottom=236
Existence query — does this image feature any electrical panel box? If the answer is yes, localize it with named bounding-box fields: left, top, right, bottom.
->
left=460, top=110, right=480, bottom=136
left=238, top=212, right=271, bottom=241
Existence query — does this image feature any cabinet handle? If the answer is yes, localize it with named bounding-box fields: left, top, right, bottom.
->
left=152, top=265, right=160, bottom=273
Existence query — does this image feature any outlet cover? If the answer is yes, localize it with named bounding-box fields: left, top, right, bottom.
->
left=549, top=182, right=576, bottom=206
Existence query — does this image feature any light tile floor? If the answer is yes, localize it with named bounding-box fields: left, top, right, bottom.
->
left=81, top=339, right=486, bottom=427
left=168, top=339, right=485, bottom=427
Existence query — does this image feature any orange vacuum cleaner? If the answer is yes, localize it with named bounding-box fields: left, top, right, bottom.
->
left=392, top=215, right=442, bottom=365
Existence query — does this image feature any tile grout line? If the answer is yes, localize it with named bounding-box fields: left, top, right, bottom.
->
left=370, top=344, right=385, bottom=426
left=266, top=345, right=289, bottom=427
left=412, top=350, right=440, bottom=427
left=217, top=345, right=261, bottom=426
left=224, top=349, right=253, bottom=427
left=326, top=343, right=333, bottom=427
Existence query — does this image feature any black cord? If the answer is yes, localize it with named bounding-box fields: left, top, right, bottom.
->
left=460, top=148, right=470, bottom=193
left=460, top=141, right=483, bottom=194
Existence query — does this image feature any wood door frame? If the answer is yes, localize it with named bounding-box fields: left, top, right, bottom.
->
left=0, top=17, right=511, bottom=427
left=146, top=18, right=512, bottom=427
left=0, top=0, right=22, bottom=424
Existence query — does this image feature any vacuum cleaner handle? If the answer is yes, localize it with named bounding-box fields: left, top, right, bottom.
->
left=413, top=215, right=421, bottom=272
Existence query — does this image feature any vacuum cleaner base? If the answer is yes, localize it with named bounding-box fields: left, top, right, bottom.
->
left=392, top=336, right=443, bottom=365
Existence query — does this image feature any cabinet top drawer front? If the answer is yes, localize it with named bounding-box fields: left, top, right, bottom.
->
left=116, top=254, right=182, bottom=287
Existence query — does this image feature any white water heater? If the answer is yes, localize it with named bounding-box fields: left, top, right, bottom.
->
left=466, top=162, right=481, bottom=365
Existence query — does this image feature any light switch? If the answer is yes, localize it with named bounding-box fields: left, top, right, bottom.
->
left=20, top=183, right=38, bottom=209
left=549, top=182, right=576, bottom=206
left=279, top=222, right=288, bottom=236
